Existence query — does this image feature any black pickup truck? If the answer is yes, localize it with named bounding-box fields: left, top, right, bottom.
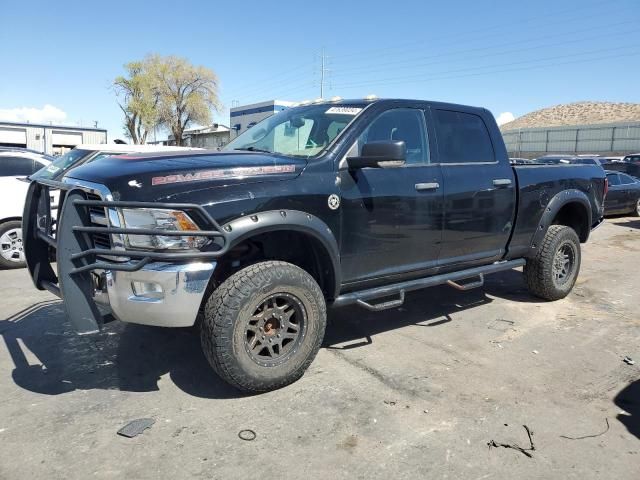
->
left=23, top=98, right=606, bottom=393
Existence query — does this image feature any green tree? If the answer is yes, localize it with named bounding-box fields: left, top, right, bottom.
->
left=113, top=61, right=158, bottom=144
left=147, top=54, right=221, bottom=145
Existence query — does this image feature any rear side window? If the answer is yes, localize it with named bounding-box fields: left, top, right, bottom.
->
left=606, top=173, right=620, bottom=186
left=434, top=110, right=495, bottom=163
left=618, top=173, right=636, bottom=185
left=0, top=155, right=40, bottom=176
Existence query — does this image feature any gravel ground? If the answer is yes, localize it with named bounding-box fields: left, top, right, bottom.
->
left=0, top=218, right=638, bottom=479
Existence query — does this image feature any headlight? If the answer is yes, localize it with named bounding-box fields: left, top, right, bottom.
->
left=119, top=208, right=209, bottom=250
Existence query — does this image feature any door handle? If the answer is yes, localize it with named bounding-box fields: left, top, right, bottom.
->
left=492, top=178, right=512, bottom=187
left=415, top=182, right=440, bottom=191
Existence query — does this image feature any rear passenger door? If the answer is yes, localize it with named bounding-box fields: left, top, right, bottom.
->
left=432, top=108, right=516, bottom=268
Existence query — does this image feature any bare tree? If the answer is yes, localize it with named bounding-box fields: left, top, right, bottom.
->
left=113, top=61, right=158, bottom=144
left=147, top=54, right=221, bottom=145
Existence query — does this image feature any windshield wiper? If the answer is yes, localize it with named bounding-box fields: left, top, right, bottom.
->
left=234, top=147, right=273, bottom=154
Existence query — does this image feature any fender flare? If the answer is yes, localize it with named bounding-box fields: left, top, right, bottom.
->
left=221, top=210, right=341, bottom=298
left=530, top=189, right=592, bottom=251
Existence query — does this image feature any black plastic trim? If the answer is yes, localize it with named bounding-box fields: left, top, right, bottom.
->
left=530, top=189, right=592, bottom=251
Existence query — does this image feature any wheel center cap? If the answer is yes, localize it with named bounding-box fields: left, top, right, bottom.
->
left=263, top=318, right=280, bottom=336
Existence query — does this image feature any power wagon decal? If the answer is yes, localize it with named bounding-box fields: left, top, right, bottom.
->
left=152, top=165, right=297, bottom=186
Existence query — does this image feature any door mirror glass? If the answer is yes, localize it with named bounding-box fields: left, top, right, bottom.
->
left=347, top=140, right=406, bottom=169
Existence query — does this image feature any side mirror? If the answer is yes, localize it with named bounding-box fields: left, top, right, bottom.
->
left=347, top=140, right=406, bottom=170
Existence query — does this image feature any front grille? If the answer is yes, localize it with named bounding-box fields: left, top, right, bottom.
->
left=86, top=193, right=112, bottom=250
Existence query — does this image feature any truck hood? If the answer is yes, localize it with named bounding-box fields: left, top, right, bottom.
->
left=64, top=151, right=306, bottom=200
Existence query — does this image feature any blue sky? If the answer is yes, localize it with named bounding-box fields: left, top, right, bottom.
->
left=1, top=0, right=639, bottom=141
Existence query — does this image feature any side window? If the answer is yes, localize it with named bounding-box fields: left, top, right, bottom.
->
left=356, top=108, right=429, bottom=165
left=618, top=173, right=635, bottom=185
left=607, top=173, right=620, bottom=186
left=0, top=156, right=37, bottom=177
left=434, top=109, right=495, bottom=163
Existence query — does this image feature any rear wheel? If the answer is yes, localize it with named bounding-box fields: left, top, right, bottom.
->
left=632, top=198, right=640, bottom=217
left=524, top=225, right=581, bottom=301
left=200, top=261, right=326, bottom=393
left=0, top=221, right=25, bottom=269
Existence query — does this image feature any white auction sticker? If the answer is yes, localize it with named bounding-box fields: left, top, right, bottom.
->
left=325, top=106, right=363, bottom=115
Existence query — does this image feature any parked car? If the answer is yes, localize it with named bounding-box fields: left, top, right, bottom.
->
left=23, top=98, right=606, bottom=393
left=568, top=156, right=603, bottom=166
left=604, top=157, right=640, bottom=177
left=604, top=170, right=640, bottom=216
left=600, top=156, right=625, bottom=163
left=0, top=148, right=52, bottom=268
left=2, top=144, right=200, bottom=269
left=30, top=143, right=202, bottom=181
left=534, top=154, right=577, bottom=164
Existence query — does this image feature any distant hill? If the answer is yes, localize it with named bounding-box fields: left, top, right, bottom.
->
left=500, top=101, right=640, bottom=131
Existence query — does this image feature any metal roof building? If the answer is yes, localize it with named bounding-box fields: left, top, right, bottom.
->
left=0, top=121, right=107, bottom=155
left=229, top=100, right=295, bottom=139
left=502, top=121, right=640, bottom=157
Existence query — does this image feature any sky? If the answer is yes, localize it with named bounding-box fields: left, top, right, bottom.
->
left=1, top=0, right=639, bottom=142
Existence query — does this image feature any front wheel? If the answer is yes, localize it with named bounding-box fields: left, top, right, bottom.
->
left=524, top=225, right=581, bottom=301
left=200, top=261, right=327, bottom=393
left=0, top=221, right=26, bottom=269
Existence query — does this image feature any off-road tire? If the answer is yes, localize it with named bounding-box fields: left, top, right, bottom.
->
left=0, top=221, right=26, bottom=269
left=524, top=225, right=581, bottom=301
left=632, top=198, right=640, bottom=217
left=200, top=261, right=326, bottom=393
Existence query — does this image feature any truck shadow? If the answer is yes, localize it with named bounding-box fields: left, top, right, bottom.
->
left=614, top=379, right=640, bottom=440
left=608, top=217, right=640, bottom=230
left=2, top=269, right=537, bottom=399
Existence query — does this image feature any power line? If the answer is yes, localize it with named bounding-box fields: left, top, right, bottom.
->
left=329, top=0, right=628, bottom=63
left=330, top=47, right=640, bottom=90
left=330, top=20, right=636, bottom=78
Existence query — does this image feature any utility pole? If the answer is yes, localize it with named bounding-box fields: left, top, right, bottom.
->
left=318, top=48, right=330, bottom=98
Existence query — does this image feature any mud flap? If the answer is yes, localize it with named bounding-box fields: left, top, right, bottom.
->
left=56, top=189, right=103, bottom=334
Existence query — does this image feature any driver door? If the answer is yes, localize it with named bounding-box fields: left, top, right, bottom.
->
left=338, top=107, right=444, bottom=285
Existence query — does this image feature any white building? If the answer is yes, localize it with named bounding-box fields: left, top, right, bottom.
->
left=0, top=121, right=107, bottom=155
left=229, top=100, right=295, bottom=139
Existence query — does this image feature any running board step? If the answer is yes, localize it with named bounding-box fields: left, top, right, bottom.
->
left=447, top=274, right=484, bottom=291
left=333, top=259, right=525, bottom=310
left=357, top=291, right=405, bottom=311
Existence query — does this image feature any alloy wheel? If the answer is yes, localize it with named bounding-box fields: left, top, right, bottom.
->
left=0, top=227, right=24, bottom=264
left=244, top=293, right=307, bottom=367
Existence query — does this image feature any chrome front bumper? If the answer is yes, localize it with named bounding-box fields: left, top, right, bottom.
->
left=93, top=261, right=216, bottom=328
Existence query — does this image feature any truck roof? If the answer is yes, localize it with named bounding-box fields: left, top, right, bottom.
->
left=314, top=97, right=486, bottom=112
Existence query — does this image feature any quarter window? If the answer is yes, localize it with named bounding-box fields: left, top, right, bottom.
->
left=434, top=110, right=495, bottom=163
left=356, top=108, right=429, bottom=165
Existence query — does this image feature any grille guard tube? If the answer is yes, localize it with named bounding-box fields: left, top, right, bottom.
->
left=56, top=189, right=104, bottom=334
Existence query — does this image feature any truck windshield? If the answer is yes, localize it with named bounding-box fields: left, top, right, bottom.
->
left=224, top=104, right=363, bottom=159
left=31, top=149, right=91, bottom=180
